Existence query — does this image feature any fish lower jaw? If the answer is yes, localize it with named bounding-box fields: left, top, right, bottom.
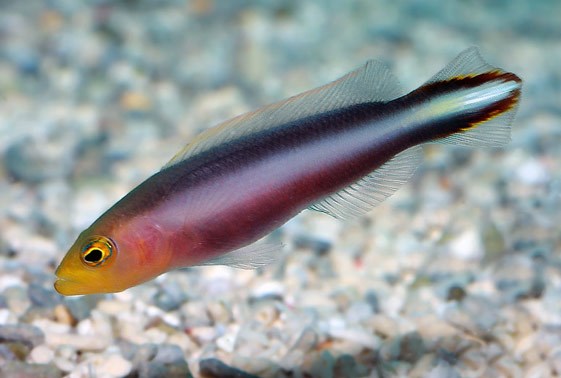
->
left=54, top=277, right=108, bottom=296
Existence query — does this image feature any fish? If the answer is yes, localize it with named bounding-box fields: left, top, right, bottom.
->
left=54, top=47, right=522, bottom=295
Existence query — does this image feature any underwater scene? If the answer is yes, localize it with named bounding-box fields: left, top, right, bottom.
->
left=0, top=0, right=560, bottom=377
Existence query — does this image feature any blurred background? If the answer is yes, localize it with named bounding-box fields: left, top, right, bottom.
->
left=0, top=0, right=560, bottom=377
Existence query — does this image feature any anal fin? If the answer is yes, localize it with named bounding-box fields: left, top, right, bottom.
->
left=197, top=242, right=284, bottom=270
left=309, top=146, right=423, bottom=220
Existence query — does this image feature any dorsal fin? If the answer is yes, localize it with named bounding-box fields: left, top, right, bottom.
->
left=162, top=60, right=403, bottom=169
left=425, top=46, right=494, bottom=84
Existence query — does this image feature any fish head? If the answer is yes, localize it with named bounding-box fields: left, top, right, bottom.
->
left=55, top=220, right=171, bottom=296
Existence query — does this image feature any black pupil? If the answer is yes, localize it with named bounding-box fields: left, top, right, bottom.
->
left=85, top=248, right=103, bottom=263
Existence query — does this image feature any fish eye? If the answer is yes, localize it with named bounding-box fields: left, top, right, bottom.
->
left=80, top=236, right=115, bottom=267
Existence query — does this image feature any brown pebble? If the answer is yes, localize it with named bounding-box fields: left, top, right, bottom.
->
left=54, top=305, right=76, bottom=327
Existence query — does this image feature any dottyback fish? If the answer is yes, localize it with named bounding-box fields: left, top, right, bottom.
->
left=55, top=47, right=522, bottom=295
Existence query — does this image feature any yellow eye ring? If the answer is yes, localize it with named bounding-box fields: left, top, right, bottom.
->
left=80, top=236, right=115, bottom=267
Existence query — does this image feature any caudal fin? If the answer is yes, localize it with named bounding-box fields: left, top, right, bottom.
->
left=308, top=48, right=521, bottom=221
left=413, top=47, right=522, bottom=148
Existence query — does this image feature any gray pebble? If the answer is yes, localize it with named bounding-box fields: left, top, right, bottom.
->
left=138, top=361, right=192, bottom=378
left=293, top=235, right=332, bottom=255
left=426, top=360, right=461, bottom=378
left=292, top=327, right=319, bottom=352
left=436, top=348, right=459, bottom=366
left=4, top=286, right=31, bottom=315
left=313, top=257, right=337, bottom=279
left=1, top=361, right=62, bottom=378
left=0, top=344, right=18, bottom=363
left=63, top=295, right=104, bottom=321
left=152, top=343, right=185, bottom=365
left=133, top=343, right=159, bottom=362
left=445, top=284, right=467, bottom=302
left=153, top=282, right=188, bottom=312
left=28, top=283, right=62, bottom=308
left=334, top=354, right=369, bottom=377
left=3, top=133, right=77, bottom=184
left=444, top=296, right=498, bottom=337
left=199, top=358, right=260, bottom=378
left=0, top=295, right=8, bottom=309
left=509, top=277, right=545, bottom=301
left=480, top=219, right=506, bottom=265
left=383, top=331, right=426, bottom=364
left=364, top=290, right=380, bottom=313
left=137, top=343, right=192, bottom=378
left=345, top=301, right=374, bottom=324
left=309, top=350, right=336, bottom=378
left=398, top=332, right=425, bottom=363
left=0, top=324, right=45, bottom=349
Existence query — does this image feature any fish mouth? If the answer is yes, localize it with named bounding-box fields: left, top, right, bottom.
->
left=54, top=277, right=105, bottom=296
left=54, top=270, right=123, bottom=296
left=54, top=258, right=93, bottom=296
left=54, top=277, right=85, bottom=296
left=54, top=269, right=96, bottom=296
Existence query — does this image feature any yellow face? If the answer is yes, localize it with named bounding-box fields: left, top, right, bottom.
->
left=54, top=234, right=126, bottom=295
left=55, top=221, right=171, bottom=296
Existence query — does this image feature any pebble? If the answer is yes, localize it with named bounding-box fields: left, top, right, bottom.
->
left=309, top=350, right=336, bottom=378
left=399, top=332, right=426, bottom=364
left=29, top=344, right=55, bottom=364
left=426, top=360, right=461, bottom=378
left=181, top=301, right=212, bottom=328
left=445, top=283, right=467, bottom=302
left=448, top=228, right=484, bottom=261
left=216, top=332, right=237, bottom=354
left=248, top=281, right=285, bottom=303
left=0, top=324, right=45, bottom=349
left=334, top=354, right=368, bottom=377
left=199, top=357, right=260, bottom=378
left=0, top=344, right=18, bottom=362
left=1, top=361, right=63, bottom=378
left=28, top=283, right=62, bottom=308
left=153, top=281, right=188, bottom=312
left=328, top=327, right=381, bottom=350
left=515, top=159, right=550, bottom=185
left=46, top=333, right=112, bottom=351
left=4, top=286, right=31, bottom=317
left=53, top=305, right=75, bottom=326
left=63, top=295, right=103, bottom=322
left=3, top=131, right=78, bottom=183
left=96, top=353, right=133, bottom=377
left=364, top=290, right=380, bottom=314
left=345, top=301, right=374, bottom=324
left=136, top=344, right=192, bottom=378
left=206, top=300, right=232, bottom=324
left=480, top=218, right=506, bottom=265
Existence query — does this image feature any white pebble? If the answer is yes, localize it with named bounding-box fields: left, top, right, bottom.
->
left=189, top=326, right=216, bottom=344
left=29, top=345, right=55, bottom=364
left=0, top=309, right=15, bottom=324
left=516, top=159, right=549, bottom=185
left=328, top=327, right=381, bottom=349
left=250, top=281, right=285, bottom=299
left=95, top=354, right=133, bottom=377
left=449, top=228, right=484, bottom=260
left=345, top=301, right=374, bottom=324
left=216, top=332, right=237, bottom=353
left=425, top=361, right=461, bottom=378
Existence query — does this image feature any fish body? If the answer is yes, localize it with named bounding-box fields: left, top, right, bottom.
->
left=55, top=48, right=521, bottom=295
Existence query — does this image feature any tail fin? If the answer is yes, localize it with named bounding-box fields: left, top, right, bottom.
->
left=413, top=47, right=522, bottom=148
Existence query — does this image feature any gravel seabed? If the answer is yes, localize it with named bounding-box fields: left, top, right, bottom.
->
left=0, top=1, right=560, bottom=377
